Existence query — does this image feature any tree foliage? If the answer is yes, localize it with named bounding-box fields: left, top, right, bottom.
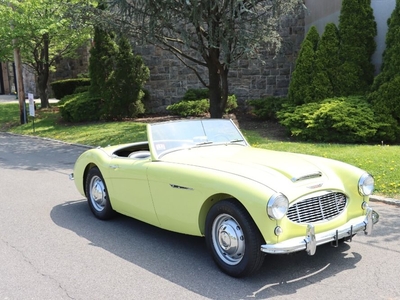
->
left=287, top=38, right=317, bottom=105
left=0, top=0, right=93, bottom=108
left=102, top=0, right=304, bottom=118
left=104, top=36, right=149, bottom=119
left=88, top=26, right=118, bottom=98
left=338, top=0, right=377, bottom=95
left=313, top=23, right=341, bottom=100
left=368, top=0, right=400, bottom=142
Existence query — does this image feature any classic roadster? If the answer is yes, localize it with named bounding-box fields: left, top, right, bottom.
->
left=70, top=119, right=379, bottom=277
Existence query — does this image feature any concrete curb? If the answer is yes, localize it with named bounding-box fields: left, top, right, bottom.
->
left=370, top=195, right=400, bottom=206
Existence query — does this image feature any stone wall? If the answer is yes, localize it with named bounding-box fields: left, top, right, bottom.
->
left=134, top=15, right=305, bottom=113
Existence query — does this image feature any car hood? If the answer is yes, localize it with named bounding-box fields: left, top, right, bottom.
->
left=161, top=145, right=344, bottom=194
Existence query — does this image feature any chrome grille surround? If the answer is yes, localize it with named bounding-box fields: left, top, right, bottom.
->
left=287, top=191, right=347, bottom=224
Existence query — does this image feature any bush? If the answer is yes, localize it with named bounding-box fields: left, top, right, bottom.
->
left=50, top=78, right=90, bottom=100
left=247, top=96, right=287, bottom=120
left=182, top=89, right=209, bottom=101
left=74, top=85, right=90, bottom=94
left=59, top=92, right=102, bottom=122
left=369, top=75, right=400, bottom=142
left=277, top=96, right=378, bottom=143
left=167, top=94, right=238, bottom=117
left=167, top=99, right=209, bottom=117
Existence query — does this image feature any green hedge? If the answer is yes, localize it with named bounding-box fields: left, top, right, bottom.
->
left=167, top=95, right=238, bottom=117
left=51, top=78, right=91, bottom=100
left=277, top=96, right=378, bottom=143
left=59, top=92, right=102, bottom=122
left=247, top=96, right=287, bottom=120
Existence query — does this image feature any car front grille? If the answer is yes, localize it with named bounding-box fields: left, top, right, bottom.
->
left=287, top=192, right=347, bottom=224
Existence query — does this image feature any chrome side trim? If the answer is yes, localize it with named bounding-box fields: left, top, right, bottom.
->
left=169, top=184, right=193, bottom=191
left=261, top=209, right=379, bottom=255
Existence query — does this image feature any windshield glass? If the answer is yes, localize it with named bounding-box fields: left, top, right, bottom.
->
left=148, top=119, right=247, bottom=158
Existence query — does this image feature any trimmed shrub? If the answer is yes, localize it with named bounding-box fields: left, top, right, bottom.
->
left=247, top=96, right=287, bottom=120
left=167, top=99, right=210, bottom=117
left=182, top=89, right=209, bottom=101
left=277, top=96, right=378, bottom=143
left=59, top=92, right=102, bottom=122
left=167, top=95, right=238, bottom=117
left=50, top=78, right=90, bottom=99
left=73, top=85, right=90, bottom=94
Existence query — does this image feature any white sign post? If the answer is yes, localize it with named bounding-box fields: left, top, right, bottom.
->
left=28, top=93, right=35, bottom=132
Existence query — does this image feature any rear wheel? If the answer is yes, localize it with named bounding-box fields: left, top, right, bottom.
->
left=85, top=167, right=115, bottom=220
left=205, top=199, right=265, bottom=277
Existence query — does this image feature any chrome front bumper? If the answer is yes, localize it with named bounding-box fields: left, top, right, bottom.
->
left=261, top=207, right=379, bottom=255
left=69, top=173, right=74, bottom=180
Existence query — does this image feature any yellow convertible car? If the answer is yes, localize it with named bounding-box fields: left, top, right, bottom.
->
left=70, top=119, right=379, bottom=277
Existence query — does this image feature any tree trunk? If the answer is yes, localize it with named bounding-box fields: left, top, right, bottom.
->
left=37, top=33, right=50, bottom=108
left=37, top=73, right=49, bottom=108
left=207, top=48, right=229, bottom=119
left=207, top=63, right=229, bottom=118
left=13, top=46, right=26, bottom=124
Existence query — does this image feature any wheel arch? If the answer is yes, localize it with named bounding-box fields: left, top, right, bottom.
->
left=198, top=194, right=263, bottom=241
left=82, top=163, right=97, bottom=197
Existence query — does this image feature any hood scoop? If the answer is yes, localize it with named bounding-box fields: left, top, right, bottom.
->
left=291, top=171, right=323, bottom=182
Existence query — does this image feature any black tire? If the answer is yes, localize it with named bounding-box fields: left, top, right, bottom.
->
left=85, top=167, right=115, bottom=220
left=205, top=199, right=265, bottom=277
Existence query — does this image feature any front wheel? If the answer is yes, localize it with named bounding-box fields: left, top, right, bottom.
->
left=205, top=199, right=265, bottom=277
left=85, top=167, right=115, bottom=220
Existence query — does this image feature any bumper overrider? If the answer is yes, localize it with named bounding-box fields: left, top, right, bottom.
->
left=261, top=207, right=379, bottom=255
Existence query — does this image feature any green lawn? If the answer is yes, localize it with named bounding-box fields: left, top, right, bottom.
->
left=1, top=102, right=399, bottom=198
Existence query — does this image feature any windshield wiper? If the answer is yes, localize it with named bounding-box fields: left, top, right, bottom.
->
left=195, top=141, right=213, bottom=146
left=229, top=139, right=244, bottom=143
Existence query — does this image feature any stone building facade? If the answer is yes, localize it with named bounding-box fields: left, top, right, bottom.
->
left=134, top=15, right=305, bottom=113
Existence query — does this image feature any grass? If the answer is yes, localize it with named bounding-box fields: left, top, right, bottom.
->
left=1, top=102, right=399, bottom=198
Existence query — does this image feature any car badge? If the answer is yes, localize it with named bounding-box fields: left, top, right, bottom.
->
left=307, top=183, right=323, bottom=189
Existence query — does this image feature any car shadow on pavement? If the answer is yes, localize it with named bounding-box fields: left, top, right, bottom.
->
left=51, top=199, right=364, bottom=299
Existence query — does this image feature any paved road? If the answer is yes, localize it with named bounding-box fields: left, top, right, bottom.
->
left=0, top=133, right=399, bottom=299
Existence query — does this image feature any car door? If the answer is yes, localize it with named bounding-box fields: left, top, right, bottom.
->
left=107, top=156, right=159, bottom=227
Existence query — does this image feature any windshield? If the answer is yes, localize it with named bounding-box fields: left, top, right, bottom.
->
left=148, top=119, right=248, bottom=158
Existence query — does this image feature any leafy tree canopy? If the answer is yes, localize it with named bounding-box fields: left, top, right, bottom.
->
left=0, top=0, right=94, bottom=107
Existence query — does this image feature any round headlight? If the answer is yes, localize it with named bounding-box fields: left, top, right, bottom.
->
left=267, top=193, right=289, bottom=220
left=358, top=173, right=374, bottom=196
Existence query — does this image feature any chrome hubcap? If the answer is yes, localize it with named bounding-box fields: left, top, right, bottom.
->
left=90, top=176, right=106, bottom=211
left=212, top=214, right=245, bottom=265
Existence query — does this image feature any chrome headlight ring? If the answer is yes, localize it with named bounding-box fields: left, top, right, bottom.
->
left=358, top=173, right=374, bottom=196
left=267, top=193, right=289, bottom=220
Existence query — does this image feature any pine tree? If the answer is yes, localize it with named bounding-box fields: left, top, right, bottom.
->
left=371, top=0, right=400, bottom=90
left=106, top=36, right=150, bottom=119
left=288, top=26, right=320, bottom=105
left=338, top=0, right=377, bottom=95
left=88, top=26, right=117, bottom=98
left=305, top=26, right=320, bottom=52
left=368, top=0, right=400, bottom=141
left=312, top=23, right=341, bottom=101
left=288, top=40, right=317, bottom=105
